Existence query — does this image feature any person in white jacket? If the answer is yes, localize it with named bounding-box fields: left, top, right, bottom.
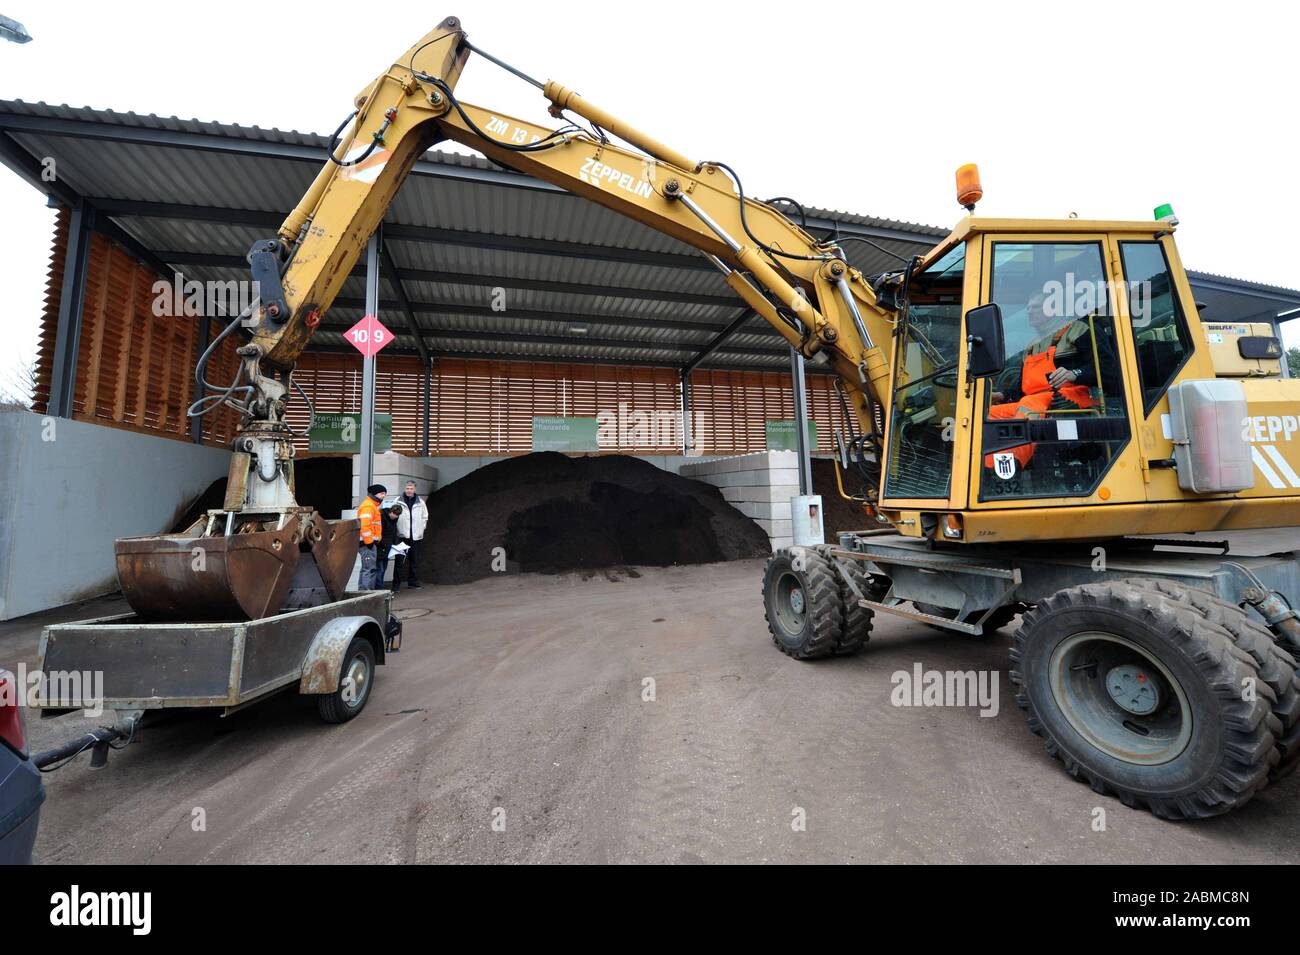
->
left=392, top=480, right=429, bottom=591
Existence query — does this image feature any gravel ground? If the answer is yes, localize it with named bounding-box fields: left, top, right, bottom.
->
left=6, top=553, right=1298, bottom=864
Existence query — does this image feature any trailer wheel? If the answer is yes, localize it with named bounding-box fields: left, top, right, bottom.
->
left=1011, top=579, right=1282, bottom=819
left=763, top=547, right=843, bottom=660
left=317, top=636, right=376, bottom=724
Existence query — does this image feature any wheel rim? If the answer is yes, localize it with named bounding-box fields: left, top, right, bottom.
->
left=343, top=654, right=371, bottom=710
left=1048, top=631, right=1193, bottom=765
left=773, top=570, right=807, bottom=636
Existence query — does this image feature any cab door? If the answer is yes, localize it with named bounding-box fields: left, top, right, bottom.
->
left=878, top=241, right=976, bottom=514
left=1108, top=234, right=1210, bottom=502
left=965, top=233, right=1145, bottom=509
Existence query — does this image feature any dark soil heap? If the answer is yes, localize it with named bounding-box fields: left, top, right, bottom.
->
left=811, top=457, right=874, bottom=538
left=425, top=452, right=770, bottom=583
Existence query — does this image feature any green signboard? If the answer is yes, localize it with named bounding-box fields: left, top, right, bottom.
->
left=532, top=416, right=599, bottom=452
left=765, top=420, right=817, bottom=452
left=308, top=413, right=393, bottom=453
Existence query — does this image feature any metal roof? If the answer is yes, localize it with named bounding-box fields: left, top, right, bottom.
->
left=1, top=99, right=1295, bottom=373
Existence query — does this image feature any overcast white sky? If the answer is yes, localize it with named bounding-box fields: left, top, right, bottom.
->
left=1, top=0, right=1298, bottom=391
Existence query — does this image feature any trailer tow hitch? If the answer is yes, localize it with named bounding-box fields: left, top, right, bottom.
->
left=32, top=717, right=139, bottom=772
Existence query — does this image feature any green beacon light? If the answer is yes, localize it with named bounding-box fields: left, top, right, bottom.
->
left=1154, top=203, right=1179, bottom=226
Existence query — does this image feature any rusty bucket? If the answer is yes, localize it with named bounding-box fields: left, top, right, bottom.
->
left=115, top=516, right=359, bottom=622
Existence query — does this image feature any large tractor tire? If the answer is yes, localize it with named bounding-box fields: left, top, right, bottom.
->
left=833, top=559, right=874, bottom=655
left=1010, top=578, right=1284, bottom=819
left=763, top=547, right=843, bottom=660
left=1120, top=579, right=1300, bottom=783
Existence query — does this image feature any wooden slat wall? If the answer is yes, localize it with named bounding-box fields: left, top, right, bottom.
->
left=287, top=353, right=850, bottom=456
left=32, top=223, right=242, bottom=444
left=33, top=219, right=852, bottom=456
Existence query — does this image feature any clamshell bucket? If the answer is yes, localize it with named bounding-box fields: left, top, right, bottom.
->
left=114, top=515, right=359, bottom=622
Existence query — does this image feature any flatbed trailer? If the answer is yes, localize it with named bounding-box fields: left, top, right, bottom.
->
left=30, top=590, right=395, bottom=769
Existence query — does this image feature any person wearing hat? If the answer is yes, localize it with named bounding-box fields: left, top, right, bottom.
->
left=357, top=484, right=387, bottom=589
left=376, top=500, right=403, bottom=590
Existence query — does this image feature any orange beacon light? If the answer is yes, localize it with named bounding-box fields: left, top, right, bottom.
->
left=956, top=164, right=982, bottom=212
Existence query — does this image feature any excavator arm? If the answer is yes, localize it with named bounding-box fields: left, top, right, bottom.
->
left=234, top=16, right=898, bottom=452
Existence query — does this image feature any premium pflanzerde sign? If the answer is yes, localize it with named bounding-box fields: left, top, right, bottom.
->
left=308, top=413, right=393, bottom=453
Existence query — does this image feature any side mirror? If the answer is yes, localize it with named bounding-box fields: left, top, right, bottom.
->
left=965, top=303, right=1006, bottom=379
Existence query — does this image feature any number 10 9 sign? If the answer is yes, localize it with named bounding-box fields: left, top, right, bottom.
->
left=344, top=314, right=395, bottom=359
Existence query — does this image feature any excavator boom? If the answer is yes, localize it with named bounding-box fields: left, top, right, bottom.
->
left=243, top=16, right=896, bottom=440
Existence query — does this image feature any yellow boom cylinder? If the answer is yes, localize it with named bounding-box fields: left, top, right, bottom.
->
left=543, top=81, right=698, bottom=173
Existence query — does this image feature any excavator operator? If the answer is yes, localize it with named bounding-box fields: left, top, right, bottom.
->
left=984, top=292, right=1105, bottom=470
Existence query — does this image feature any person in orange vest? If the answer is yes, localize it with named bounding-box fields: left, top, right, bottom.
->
left=985, top=293, right=1101, bottom=472
left=357, top=484, right=387, bottom=589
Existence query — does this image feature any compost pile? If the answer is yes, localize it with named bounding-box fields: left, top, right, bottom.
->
left=425, top=452, right=770, bottom=583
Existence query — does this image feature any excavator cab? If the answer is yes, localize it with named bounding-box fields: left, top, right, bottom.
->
left=871, top=217, right=1296, bottom=542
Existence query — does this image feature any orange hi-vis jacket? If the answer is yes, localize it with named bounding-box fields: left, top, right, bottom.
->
left=357, top=497, right=383, bottom=545
left=985, top=324, right=1096, bottom=470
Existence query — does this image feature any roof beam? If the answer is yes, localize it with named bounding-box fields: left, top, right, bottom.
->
left=90, top=198, right=713, bottom=269
left=150, top=250, right=740, bottom=307
left=0, top=130, right=79, bottom=205
left=307, top=343, right=830, bottom=375
left=379, top=243, right=430, bottom=367
left=377, top=265, right=738, bottom=307
left=316, top=323, right=787, bottom=359
left=329, top=295, right=773, bottom=337
left=683, top=308, right=764, bottom=374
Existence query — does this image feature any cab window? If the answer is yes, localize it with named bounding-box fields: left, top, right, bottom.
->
left=1119, top=241, right=1193, bottom=414
left=980, top=242, right=1130, bottom=500
left=883, top=245, right=964, bottom=499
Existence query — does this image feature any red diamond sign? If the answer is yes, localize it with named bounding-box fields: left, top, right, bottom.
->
left=344, top=314, right=395, bottom=359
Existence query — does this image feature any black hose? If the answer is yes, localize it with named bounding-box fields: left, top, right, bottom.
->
left=326, top=109, right=383, bottom=168
left=33, top=724, right=129, bottom=772
left=422, top=75, right=586, bottom=153
left=703, top=160, right=827, bottom=264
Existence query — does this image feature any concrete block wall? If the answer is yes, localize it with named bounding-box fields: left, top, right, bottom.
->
left=351, top=451, right=438, bottom=501
left=0, top=410, right=231, bottom=620
left=679, top=451, right=801, bottom=551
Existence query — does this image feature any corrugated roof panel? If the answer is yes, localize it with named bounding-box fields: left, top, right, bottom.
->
left=12, top=99, right=1291, bottom=377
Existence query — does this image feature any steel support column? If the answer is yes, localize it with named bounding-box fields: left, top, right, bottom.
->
left=422, top=362, right=432, bottom=456
left=48, top=201, right=93, bottom=418
left=359, top=230, right=381, bottom=494
left=190, top=313, right=210, bottom=443
left=680, top=368, right=691, bottom=456
left=790, top=347, right=813, bottom=495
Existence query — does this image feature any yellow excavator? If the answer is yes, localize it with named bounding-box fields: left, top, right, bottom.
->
left=105, top=16, right=1300, bottom=817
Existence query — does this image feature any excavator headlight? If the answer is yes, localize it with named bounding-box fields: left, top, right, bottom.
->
left=956, top=164, right=982, bottom=212
left=942, top=513, right=964, bottom=539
